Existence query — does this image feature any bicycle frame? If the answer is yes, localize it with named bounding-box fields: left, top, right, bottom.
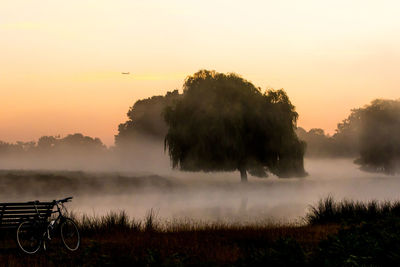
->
left=33, top=198, right=72, bottom=249
left=46, top=202, right=65, bottom=239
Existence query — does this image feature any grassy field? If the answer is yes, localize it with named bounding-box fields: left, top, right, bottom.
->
left=0, top=214, right=338, bottom=266
left=2, top=197, right=400, bottom=266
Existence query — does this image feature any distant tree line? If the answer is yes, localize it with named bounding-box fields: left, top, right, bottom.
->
left=0, top=134, right=107, bottom=170
left=0, top=133, right=106, bottom=155
left=295, top=127, right=358, bottom=158
left=2, top=70, right=399, bottom=176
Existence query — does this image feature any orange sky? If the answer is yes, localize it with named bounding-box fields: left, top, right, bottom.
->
left=1, top=1, right=400, bottom=146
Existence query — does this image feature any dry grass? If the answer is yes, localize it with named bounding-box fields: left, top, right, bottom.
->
left=0, top=211, right=340, bottom=266
left=306, top=195, right=400, bottom=225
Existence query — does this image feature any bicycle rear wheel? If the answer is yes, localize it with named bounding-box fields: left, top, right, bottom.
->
left=16, top=221, right=42, bottom=254
left=60, top=218, right=80, bottom=251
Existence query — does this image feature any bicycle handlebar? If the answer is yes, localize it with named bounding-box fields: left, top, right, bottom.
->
left=54, top=197, right=73, bottom=204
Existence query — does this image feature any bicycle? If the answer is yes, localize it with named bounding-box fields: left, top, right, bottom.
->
left=16, top=197, right=80, bottom=254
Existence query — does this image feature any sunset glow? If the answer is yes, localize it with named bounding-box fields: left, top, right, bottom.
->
left=1, top=0, right=400, bottom=145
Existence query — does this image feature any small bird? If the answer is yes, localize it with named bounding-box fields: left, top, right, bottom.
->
left=121, top=72, right=130, bottom=75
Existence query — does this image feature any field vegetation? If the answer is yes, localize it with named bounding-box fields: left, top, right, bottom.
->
left=1, top=197, right=400, bottom=266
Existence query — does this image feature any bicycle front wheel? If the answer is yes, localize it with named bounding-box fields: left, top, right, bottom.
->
left=60, top=218, right=80, bottom=251
left=16, top=221, right=42, bottom=254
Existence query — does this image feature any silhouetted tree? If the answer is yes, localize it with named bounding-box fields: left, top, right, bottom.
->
left=36, top=134, right=106, bottom=153
left=332, top=108, right=362, bottom=156
left=296, top=128, right=332, bottom=157
left=296, top=127, right=357, bottom=158
left=37, top=136, right=58, bottom=151
left=352, top=99, right=400, bottom=174
left=115, top=90, right=180, bottom=146
left=0, top=141, right=33, bottom=155
left=60, top=133, right=105, bottom=151
left=164, top=70, right=306, bottom=182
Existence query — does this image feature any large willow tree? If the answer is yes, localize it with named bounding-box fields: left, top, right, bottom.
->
left=164, top=70, right=306, bottom=182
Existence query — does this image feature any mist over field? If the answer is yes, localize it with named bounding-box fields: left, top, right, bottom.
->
left=1, top=73, right=400, bottom=228
left=2, top=80, right=400, bottom=229
left=1, top=157, right=399, bottom=224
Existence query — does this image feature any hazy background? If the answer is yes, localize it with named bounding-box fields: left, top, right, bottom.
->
left=2, top=0, right=400, bottom=145
left=2, top=1, right=400, bottom=225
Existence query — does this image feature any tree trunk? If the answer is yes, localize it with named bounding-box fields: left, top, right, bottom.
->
left=240, top=168, right=248, bottom=183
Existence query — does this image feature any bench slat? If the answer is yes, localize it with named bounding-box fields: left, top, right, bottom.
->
left=0, top=204, right=53, bottom=208
left=1, top=214, right=51, bottom=219
left=0, top=217, right=47, bottom=226
left=0, top=209, right=52, bottom=213
left=1, top=219, right=32, bottom=224
left=0, top=202, right=53, bottom=206
left=1, top=206, right=52, bottom=210
left=1, top=210, right=52, bottom=215
left=1, top=209, right=52, bottom=214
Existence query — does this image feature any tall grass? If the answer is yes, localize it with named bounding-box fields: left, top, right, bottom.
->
left=306, top=196, right=400, bottom=225
left=75, top=210, right=287, bottom=234
left=77, top=211, right=141, bottom=235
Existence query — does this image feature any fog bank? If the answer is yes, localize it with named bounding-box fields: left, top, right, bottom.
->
left=1, top=158, right=400, bottom=223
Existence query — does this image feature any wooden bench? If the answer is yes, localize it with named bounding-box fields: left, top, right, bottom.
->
left=0, top=201, right=54, bottom=232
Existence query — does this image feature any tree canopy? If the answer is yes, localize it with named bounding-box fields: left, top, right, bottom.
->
left=37, top=133, right=106, bottom=153
left=115, top=90, right=180, bottom=146
left=164, top=70, right=306, bottom=181
left=0, top=133, right=106, bottom=155
left=353, top=99, right=400, bottom=174
left=296, top=126, right=359, bottom=158
left=0, top=133, right=107, bottom=170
